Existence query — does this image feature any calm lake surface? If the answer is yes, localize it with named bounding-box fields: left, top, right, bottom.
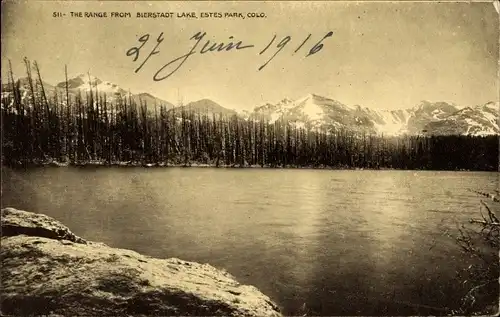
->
left=2, top=167, right=499, bottom=315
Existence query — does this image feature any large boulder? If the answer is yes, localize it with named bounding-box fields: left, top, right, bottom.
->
left=0, top=207, right=282, bottom=317
left=1, top=207, right=87, bottom=244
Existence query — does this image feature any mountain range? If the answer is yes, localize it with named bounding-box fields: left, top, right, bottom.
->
left=251, top=94, right=499, bottom=136
left=1, top=75, right=498, bottom=136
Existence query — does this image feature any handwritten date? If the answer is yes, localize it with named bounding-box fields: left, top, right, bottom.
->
left=126, top=31, right=333, bottom=81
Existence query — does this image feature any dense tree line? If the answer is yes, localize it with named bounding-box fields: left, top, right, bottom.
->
left=1, top=62, right=498, bottom=171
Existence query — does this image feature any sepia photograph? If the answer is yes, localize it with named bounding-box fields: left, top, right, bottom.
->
left=1, top=0, right=499, bottom=316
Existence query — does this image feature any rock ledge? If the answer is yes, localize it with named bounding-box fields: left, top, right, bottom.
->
left=0, top=207, right=282, bottom=316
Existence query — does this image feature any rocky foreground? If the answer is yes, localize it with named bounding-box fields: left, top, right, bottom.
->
left=0, top=207, right=282, bottom=316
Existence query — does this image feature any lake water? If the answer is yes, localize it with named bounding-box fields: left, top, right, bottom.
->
left=1, top=167, right=499, bottom=315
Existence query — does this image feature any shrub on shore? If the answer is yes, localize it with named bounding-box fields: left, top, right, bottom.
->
left=452, top=190, right=499, bottom=315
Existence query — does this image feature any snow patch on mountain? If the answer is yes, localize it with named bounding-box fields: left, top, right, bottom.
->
left=368, top=108, right=412, bottom=135
left=298, top=95, right=326, bottom=121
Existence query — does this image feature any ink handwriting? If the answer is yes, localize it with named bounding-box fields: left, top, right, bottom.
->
left=126, top=31, right=333, bottom=81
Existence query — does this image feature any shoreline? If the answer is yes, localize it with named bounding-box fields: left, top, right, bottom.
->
left=2, top=159, right=484, bottom=172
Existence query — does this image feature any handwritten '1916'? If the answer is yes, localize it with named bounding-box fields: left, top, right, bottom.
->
left=126, top=31, right=333, bottom=81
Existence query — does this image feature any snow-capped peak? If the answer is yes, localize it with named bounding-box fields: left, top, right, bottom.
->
left=482, top=101, right=499, bottom=112
left=57, top=74, right=127, bottom=95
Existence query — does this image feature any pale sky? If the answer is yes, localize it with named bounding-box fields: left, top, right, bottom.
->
left=1, top=1, right=498, bottom=111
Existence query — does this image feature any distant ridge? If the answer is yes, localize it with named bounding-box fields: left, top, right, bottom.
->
left=171, top=99, right=237, bottom=116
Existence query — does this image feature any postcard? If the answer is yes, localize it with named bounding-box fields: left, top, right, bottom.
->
left=1, top=1, right=499, bottom=316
